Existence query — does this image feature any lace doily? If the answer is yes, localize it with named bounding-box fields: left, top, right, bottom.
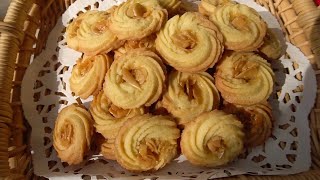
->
left=21, top=0, right=317, bottom=179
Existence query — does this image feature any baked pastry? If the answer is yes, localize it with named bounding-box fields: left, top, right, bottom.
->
left=156, top=12, right=224, bottom=72
left=70, top=54, right=112, bottom=99
left=89, top=91, right=145, bottom=139
left=104, top=50, right=166, bottom=109
left=198, top=0, right=235, bottom=16
left=181, top=110, right=244, bottom=167
left=100, top=139, right=116, bottom=160
left=258, top=29, right=282, bottom=60
left=53, top=104, right=93, bottom=165
left=66, top=10, right=122, bottom=56
left=209, top=4, right=267, bottom=51
left=161, top=71, right=220, bottom=125
left=215, top=51, right=274, bottom=105
left=223, top=102, right=273, bottom=147
left=114, top=34, right=156, bottom=59
left=115, top=114, right=180, bottom=171
left=109, top=0, right=167, bottom=40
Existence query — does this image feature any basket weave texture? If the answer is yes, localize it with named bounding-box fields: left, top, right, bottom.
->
left=0, top=0, right=319, bottom=179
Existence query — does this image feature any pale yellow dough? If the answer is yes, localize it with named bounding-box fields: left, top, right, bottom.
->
left=104, top=49, right=166, bottom=109
left=90, top=90, right=145, bottom=139
left=210, top=4, right=267, bottom=51
left=115, top=114, right=180, bottom=171
left=161, top=71, right=220, bottom=126
left=215, top=51, right=274, bottom=105
left=53, top=104, right=93, bottom=165
left=70, top=54, right=112, bottom=99
left=109, top=0, right=167, bottom=40
left=156, top=12, right=224, bottom=72
left=181, top=110, right=244, bottom=167
left=66, top=10, right=122, bottom=56
left=223, top=102, right=273, bottom=147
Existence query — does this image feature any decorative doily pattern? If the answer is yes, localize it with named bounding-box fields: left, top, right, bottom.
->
left=21, top=0, right=317, bottom=179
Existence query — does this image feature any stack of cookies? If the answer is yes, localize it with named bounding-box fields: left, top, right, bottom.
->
left=53, top=0, right=282, bottom=171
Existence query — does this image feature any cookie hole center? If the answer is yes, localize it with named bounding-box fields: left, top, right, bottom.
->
left=109, top=104, right=130, bottom=118
left=231, top=14, right=249, bottom=31
left=121, top=68, right=148, bottom=89
left=172, top=31, right=197, bottom=50
left=138, top=139, right=160, bottom=162
left=233, top=60, right=259, bottom=80
left=77, top=57, right=94, bottom=76
left=92, top=19, right=109, bottom=34
left=207, top=136, right=225, bottom=158
left=183, top=79, right=197, bottom=100
left=127, top=3, right=148, bottom=18
left=60, top=121, right=74, bottom=147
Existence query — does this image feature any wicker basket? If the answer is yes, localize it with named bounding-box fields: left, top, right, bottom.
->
left=0, top=0, right=319, bottom=179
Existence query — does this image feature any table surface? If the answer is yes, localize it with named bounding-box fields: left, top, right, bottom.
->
left=0, top=0, right=10, bottom=20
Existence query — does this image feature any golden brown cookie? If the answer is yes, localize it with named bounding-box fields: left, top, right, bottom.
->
left=161, top=71, right=220, bottom=126
left=181, top=110, right=244, bottom=167
left=223, top=102, right=273, bottom=147
left=89, top=91, right=145, bottom=139
left=109, top=0, right=167, bottom=40
left=70, top=54, right=113, bottom=99
left=209, top=4, right=267, bottom=51
left=156, top=12, right=224, bottom=72
left=215, top=51, right=274, bottom=105
left=53, top=104, right=93, bottom=165
left=104, top=49, right=166, bottom=109
left=66, top=10, right=122, bottom=55
left=115, top=114, right=180, bottom=171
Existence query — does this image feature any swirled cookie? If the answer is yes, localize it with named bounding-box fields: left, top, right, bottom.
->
left=215, top=51, right=274, bottom=105
left=258, top=29, right=282, bottom=60
left=161, top=71, right=220, bottom=125
left=223, top=102, right=273, bottom=147
left=70, top=54, right=112, bottom=99
left=90, top=91, right=145, bottom=139
left=181, top=110, right=244, bottom=167
left=104, top=50, right=166, bottom=109
left=199, top=0, right=235, bottom=16
left=209, top=4, right=267, bottom=51
left=115, top=114, right=180, bottom=171
left=109, top=0, right=167, bottom=40
left=66, top=10, right=122, bottom=55
left=53, top=104, right=93, bottom=165
left=156, top=12, right=224, bottom=72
